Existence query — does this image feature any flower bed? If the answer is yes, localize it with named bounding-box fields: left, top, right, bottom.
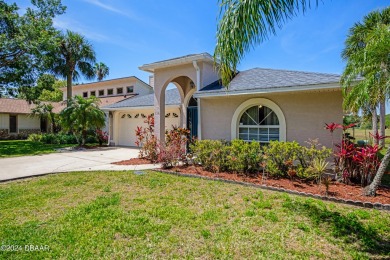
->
left=168, top=165, right=390, bottom=205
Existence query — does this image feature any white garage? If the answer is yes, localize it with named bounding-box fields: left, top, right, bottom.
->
left=116, top=108, right=180, bottom=146
left=103, top=89, right=183, bottom=147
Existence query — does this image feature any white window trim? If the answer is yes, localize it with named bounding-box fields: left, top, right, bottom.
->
left=231, top=98, right=286, bottom=141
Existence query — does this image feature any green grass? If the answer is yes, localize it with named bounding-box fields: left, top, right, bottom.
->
left=345, top=128, right=390, bottom=145
left=0, top=171, right=389, bottom=259
left=0, top=140, right=77, bottom=158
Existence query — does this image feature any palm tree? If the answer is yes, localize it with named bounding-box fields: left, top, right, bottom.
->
left=342, top=7, right=390, bottom=147
left=342, top=7, right=390, bottom=196
left=60, top=95, right=105, bottom=146
left=214, top=0, right=317, bottom=86
left=342, top=72, right=381, bottom=145
left=50, top=30, right=96, bottom=103
left=94, top=62, right=110, bottom=81
left=31, top=102, right=57, bottom=133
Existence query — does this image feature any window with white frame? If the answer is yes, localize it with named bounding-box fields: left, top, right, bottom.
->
left=238, top=105, right=280, bottom=143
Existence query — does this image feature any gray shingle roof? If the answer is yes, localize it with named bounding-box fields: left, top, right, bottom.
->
left=200, top=68, right=341, bottom=93
left=103, top=88, right=180, bottom=109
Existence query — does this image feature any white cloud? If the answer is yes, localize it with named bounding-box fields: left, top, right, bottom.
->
left=82, top=0, right=138, bottom=19
left=53, top=18, right=109, bottom=42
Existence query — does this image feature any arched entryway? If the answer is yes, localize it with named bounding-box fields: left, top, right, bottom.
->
left=139, top=53, right=220, bottom=141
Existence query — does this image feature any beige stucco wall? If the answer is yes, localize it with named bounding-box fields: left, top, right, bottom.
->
left=18, top=115, right=40, bottom=130
left=0, top=113, right=40, bottom=134
left=200, top=89, right=343, bottom=148
left=62, top=78, right=153, bottom=100
left=0, top=113, right=9, bottom=129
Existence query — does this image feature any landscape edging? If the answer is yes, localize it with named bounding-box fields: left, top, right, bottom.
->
left=155, top=169, right=390, bottom=211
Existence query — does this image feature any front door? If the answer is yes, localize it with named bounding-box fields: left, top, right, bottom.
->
left=187, top=106, right=198, bottom=139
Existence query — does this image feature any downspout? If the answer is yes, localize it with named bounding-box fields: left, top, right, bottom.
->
left=193, top=60, right=202, bottom=139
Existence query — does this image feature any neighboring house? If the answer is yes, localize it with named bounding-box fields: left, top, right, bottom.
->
left=103, top=53, right=343, bottom=148
left=0, top=76, right=153, bottom=139
left=60, top=76, right=153, bottom=104
left=0, top=98, right=63, bottom=139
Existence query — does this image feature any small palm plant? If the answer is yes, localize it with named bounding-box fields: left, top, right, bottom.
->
left=321, top=176, right=332, bottom=196
left=311, top=158, right=329, bottom=184
left=60, top=96, right=105, bottom=146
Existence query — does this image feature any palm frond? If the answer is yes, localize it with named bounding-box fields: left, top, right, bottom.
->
left=214, top=0, right=317, bottom=87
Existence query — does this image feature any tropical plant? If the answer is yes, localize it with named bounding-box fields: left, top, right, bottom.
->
left=325, top=122, right=383, bottom=187
left=341, top=7, right=390, bottom=147
left=309, top=158, right=328, bottom=184
left=214, top=0, right=317, bottom=86
left=340, top=7, right=390, bottom=196
left=31, top=102, right=57, bottom=133
left=49, top=30, right=96, bottom=103
left=94, top=62, right=109, bottom=81
left=96, top=129, right=108, bottom=146
left=321, top=176, right=332, bottom=196
left=158, top=127, right=190, bottom=169
left=135, top=115, right=158, bottom=162
left=60, top=95, right=105, bottom=145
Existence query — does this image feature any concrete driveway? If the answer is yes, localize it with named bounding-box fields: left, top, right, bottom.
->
left=0, top=147, right=159, bottom=181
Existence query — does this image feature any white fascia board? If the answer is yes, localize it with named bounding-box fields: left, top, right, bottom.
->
left=101, top=104, right=180, bottom=112
left=139, top=53, right=214, bottom=73
left=193, top=83, right=341, bottom=98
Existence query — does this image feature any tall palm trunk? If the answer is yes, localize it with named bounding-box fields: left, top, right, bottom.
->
left=364, top=145, right=390, bottom=196
left=379, top=99, right=386, bottom=146
left=66, top=72, right=73, bottom=106
left=371, top=106, right=378, bottom=145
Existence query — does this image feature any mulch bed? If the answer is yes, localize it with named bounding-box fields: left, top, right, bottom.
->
left=112, top=158, right=154, bottom=165
left=169, top=165, right=390, bottom=205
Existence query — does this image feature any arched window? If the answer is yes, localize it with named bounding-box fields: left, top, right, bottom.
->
left=238, top=105, right=280, bottom=143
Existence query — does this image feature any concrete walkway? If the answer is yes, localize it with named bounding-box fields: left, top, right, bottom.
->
left=0, top=147, right=159, bottom=181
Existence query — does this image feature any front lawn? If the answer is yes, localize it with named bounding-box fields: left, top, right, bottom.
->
left=0, top=140, right=76, bottom=158
left=1, top=171, right=389, bottom=259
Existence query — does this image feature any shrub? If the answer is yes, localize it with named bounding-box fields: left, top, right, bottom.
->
left=135, top=116, right=158, bottom=162
left=190, top=140, right=230, bottom=173
left=58, top=134, right=78, bottom=144
left=227, top=139, right=262, bottom=174
left=39, top=133, right=78, bottom=145
left=263, top=140, right=331, bottom=179
left=96, top=129, right=109, bottom=146
left=263, top=141, right=301, bottom=177
left=41, top=133, right=60, bottom=144
left=325, top=122, right=382, bottom=186
left=158, top=127, right=189, bottom=169
left=27, top=133, right=42, bottom=142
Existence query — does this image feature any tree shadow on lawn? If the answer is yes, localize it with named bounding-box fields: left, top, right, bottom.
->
left=0, top=140, right=71, bottom=157
left=283, top=198, right=389, bottom=257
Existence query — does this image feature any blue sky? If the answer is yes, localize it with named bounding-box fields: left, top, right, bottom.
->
left=17, top=0, right=389, bottom=85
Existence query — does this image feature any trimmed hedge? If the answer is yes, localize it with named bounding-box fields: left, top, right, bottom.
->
left=190, top=139, right=331, bottom=178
